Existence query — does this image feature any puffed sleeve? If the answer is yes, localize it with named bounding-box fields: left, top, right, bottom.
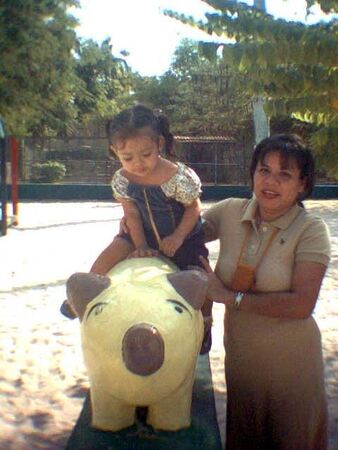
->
left=296, top=215, right=331, bottom=266
left=111, top=170, right=132, bottom=201
left=163, top=163, right=201, bottom=205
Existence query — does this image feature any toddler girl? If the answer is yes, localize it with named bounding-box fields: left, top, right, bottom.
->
left=64, top=104, right=212, bottom=353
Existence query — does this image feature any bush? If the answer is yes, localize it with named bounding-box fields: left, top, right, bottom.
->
left=31, top=161, right=66, bottom=183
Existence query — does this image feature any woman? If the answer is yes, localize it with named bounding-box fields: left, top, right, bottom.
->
left=201, top=134, right=331, bottom=450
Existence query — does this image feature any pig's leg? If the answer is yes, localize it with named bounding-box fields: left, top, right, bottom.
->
left=90, top=389, right=135, bottom=431
left=147, top=376, right=194, bottom=431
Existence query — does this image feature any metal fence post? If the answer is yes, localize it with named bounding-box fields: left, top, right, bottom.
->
left=214, top=147, right=217, bottom=185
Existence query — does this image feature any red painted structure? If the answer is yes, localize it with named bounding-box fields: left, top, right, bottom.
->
left=0, top=134, right=19, bottom=235
left=9, top=136, right=19, bottom=226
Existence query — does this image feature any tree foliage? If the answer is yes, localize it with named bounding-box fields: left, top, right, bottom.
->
left=0, top=0, right=79, bottom=135
left=134, top=72, right=180, bottom=113
left=73, top=38, right=134, bottom=129
left=305, top=0, right=337, bottom=14
left=134, top=39, right=253, bottom=139
left=164, top=0, right=338, bottom=175
left=0, top=1, right=135, bottom=136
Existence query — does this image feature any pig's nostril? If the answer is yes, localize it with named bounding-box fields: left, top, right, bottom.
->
left=122, top=324, right=164, bottom=376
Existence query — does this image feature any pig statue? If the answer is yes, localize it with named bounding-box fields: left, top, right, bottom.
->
left=66, top=257, right=207, bottom=432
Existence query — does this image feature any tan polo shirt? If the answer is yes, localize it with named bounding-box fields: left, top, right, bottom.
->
left=203, top=197, right=331, bottom=293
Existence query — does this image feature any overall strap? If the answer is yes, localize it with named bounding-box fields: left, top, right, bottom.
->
left=238, top=223, right=279, bottom=270
left=142, top=188, right=162, bottom=248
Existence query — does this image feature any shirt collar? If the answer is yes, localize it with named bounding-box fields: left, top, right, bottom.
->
left=241, top=197, right=304, bottom=230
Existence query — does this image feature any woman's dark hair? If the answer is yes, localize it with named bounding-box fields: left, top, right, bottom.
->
left=250, top=134, right=315, bottom=201
left=106, top=104, right=174, bottom=158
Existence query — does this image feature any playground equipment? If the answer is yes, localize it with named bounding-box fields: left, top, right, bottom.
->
left=0, top=117, right=19, bottom=236
left=65, top=257, right=222, bottom=449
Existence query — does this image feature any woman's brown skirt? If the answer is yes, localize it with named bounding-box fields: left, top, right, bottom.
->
left=224, top=310, right=327, bottom=450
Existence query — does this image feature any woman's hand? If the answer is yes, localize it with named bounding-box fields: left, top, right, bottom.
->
left=199, top=256, right=234, bottom=306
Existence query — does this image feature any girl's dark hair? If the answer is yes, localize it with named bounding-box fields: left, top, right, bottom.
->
left=250, top=134, right=315, bottom=201
left=106, top=104, right=174, bottom=158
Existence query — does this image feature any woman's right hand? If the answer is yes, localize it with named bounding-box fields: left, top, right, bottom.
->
left=199, top=256, right=233, bottom=305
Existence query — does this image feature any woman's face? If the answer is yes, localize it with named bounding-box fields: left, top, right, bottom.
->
left=253, top=151, right=305, bottom=221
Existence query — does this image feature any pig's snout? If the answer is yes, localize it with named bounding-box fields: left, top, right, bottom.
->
left=122, top=324, right=164, bottom=376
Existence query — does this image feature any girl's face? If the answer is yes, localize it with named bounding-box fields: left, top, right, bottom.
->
left=253, top=151, right=305, bottom=221
left=114, top=133, right=163, bottom=179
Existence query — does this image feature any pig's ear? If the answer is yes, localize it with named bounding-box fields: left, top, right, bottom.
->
left=67, top=273, right=111, bottom=321
left=167, top=270, right=208, bottom=310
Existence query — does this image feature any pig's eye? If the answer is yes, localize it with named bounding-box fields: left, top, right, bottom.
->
left=167, top=299, right=192, bottom=318
left=86, top=302, right=107, bottom=319
left=94, top=304, right=105, bottom=315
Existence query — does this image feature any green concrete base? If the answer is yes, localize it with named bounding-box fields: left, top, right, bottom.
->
left=65, top=355, right=222, bottom=450
left=10, top=183, right=338, bottom=201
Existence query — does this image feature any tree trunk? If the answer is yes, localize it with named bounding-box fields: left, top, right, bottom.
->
left=252, top=0, right=269, bottom=144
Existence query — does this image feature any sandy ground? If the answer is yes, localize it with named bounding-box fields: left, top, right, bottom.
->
left=0, top=199, right=337, bottom=450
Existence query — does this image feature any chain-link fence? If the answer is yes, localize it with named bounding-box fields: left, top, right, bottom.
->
left=19, top=136, right=252, bottom=185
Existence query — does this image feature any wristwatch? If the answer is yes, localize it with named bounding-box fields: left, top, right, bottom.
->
left=234, top=292, right=244, bottom=310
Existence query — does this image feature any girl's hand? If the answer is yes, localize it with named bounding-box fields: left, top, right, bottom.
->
left=199, top=256, right=234, bottom=306
left=129, top=244, right=158, bottom=258
left=160, top=234, right=184, bottom=257
left=119, top=216, right=129, bottom=234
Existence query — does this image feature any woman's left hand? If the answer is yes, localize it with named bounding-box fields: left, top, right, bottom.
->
left=199, top=256, right=234, bottom=306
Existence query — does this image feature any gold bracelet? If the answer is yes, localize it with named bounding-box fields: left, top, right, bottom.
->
left=234, top=292, right=244, bottom=310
